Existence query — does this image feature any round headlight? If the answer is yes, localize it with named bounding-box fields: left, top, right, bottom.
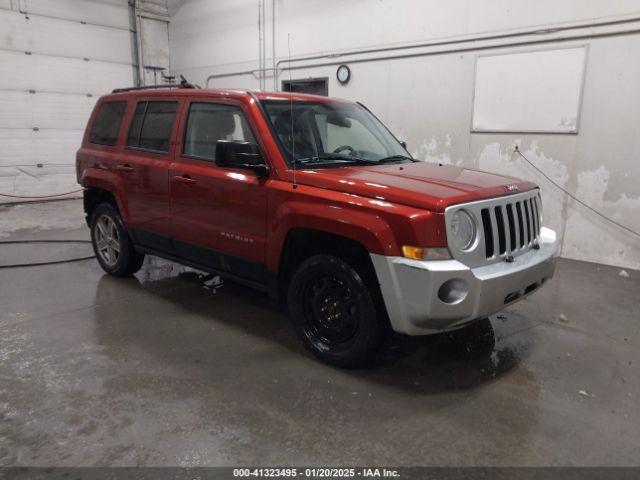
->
left=450, top=209, right=477, bottom=251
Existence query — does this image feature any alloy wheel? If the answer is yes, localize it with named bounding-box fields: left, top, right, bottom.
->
left=94, top=214, right=121, bottom=267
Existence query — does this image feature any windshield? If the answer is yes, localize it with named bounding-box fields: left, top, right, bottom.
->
left=261, top=100, right=411, bottom=166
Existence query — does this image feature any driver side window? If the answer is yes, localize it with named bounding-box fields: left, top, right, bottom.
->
left=183, top=103, right=256, bottom=161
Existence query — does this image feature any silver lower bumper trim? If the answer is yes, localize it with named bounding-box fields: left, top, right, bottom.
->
left=371, top=227, right=560, bottom=335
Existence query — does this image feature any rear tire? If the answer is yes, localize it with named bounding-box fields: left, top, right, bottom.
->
left=287, top=254, right=384, bottom=368
left=90, top=203, right=144, bottom=277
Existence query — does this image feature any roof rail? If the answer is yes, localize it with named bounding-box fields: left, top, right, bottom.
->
left=112, top=75, right=200, bottom=93
left=112, top=83, right=198, bottom=94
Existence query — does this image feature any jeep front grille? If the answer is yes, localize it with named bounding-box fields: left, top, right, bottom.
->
left=480, top=194, right=541, bottom=258
left=444, top=189, right=543, bottom=268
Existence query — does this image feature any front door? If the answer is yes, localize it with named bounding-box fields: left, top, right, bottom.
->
left=169, top=100, right=269, bottom=283
left=117, top=99, right=179, bottom=252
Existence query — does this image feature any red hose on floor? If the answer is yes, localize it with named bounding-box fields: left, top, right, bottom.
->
left=0, top=188, right=84, bottom=199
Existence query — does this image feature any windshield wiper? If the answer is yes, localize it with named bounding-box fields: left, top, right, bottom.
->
left=293, top=154, right=378, bottom=165
left=376, top=154, right=417, bottom=163
left=292, top=153, right=415, bottom=166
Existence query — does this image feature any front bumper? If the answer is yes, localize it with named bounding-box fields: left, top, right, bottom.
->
left=370, top=227, right=560, bottom=335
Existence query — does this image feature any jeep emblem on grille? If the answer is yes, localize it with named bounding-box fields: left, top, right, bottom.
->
left=505, top=184, right=519, bottom=192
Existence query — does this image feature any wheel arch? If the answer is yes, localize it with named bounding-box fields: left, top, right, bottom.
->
left=275, top=227, right=384, bottom=304
left=267, top=203, right=398, bottom=272
left=81, top=168, right=130, bottom=224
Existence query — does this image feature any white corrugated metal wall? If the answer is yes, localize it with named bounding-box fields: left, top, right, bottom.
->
left=0, top=0, right=134, bottom=202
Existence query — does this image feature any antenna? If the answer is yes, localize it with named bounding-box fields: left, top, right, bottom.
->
left=288, top=33, right=297, bottom=189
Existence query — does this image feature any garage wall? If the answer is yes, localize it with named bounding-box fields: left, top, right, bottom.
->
left=0, top=0, right=170, bottom=204
left=0, top=0, right=133, bottom=201
left=169, top=0, right=640, bottom=270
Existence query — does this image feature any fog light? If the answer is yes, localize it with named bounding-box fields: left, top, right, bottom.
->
left=438, top=278, right=469, bottom=304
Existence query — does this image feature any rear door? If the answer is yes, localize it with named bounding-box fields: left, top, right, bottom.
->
left=169, top=98, right=269, bottom=283
left=117, top=98, right=179, bottom=252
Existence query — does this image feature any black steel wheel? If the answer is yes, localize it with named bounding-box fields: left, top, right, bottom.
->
left=90, top=203, right=144, bottom=277
left=302, top=275, right=360, bottom=345
left=288, top=254, right=384, bottom=367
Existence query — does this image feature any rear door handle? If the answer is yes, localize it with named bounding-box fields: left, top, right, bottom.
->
left=115, top=164, right=134, bottom=173
left=174, top=174, right=197, bottom=185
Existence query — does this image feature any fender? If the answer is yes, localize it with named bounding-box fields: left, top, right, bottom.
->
left=80, top=167, right=131, bottom=224
left=266, top=199, right=399, bottom=272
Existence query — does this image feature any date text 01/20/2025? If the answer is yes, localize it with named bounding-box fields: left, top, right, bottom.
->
left=232, top=468, right=400, bottom=477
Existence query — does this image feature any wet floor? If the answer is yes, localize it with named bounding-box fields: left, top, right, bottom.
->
left=0, top=200, right=639, bottom=466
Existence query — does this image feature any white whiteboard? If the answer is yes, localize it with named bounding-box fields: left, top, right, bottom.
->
left=472, top=47, right=587, bottom=133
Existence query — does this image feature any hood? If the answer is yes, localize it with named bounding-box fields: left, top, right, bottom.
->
left=293, top=161, right=537, bottom=212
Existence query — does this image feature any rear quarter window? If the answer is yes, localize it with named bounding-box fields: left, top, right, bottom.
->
left=89, top=101, right=126, bottom=146
left=126, top=101, right=178, bottom=153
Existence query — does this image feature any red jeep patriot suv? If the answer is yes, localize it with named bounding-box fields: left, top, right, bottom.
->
left=77, top=84, right=558, bottom=367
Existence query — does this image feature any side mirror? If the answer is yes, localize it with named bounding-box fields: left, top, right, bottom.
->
left=215, top=141, right=269, bottom=177
left=400, top=141, right=407, bottom=149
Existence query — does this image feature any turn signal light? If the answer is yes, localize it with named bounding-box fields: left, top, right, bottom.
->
left=402, top=246, right=451, bottom=261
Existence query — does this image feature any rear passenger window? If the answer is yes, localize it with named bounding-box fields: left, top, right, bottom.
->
left=89, top=101, right=126, bottom=146
left=126, top=101, right=178, bottom=153
left=183, top=103, right=256, bottom=160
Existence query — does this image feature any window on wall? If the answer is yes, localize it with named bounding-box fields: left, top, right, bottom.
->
left=183, top=103, right=256, bottom=160
left=126, top=101, right=178, bottom=153
left=472, top=47, right=586, bottom=133
left=89, top=101, right=126, bottom=146
left=282, top=78, right=328, bottom=96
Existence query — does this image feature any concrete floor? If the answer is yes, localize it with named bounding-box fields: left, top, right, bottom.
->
left=0, top=199, right=639, bottom=466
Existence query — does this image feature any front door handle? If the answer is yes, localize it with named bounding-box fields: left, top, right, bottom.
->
left=115, top=164, right=134, bottom=173
left=174, top=174, right=197, bottom=185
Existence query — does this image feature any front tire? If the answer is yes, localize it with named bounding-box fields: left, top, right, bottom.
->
left=287, top=255, right=384, bottom=367
left=90, top=203, right=144, bottom=277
